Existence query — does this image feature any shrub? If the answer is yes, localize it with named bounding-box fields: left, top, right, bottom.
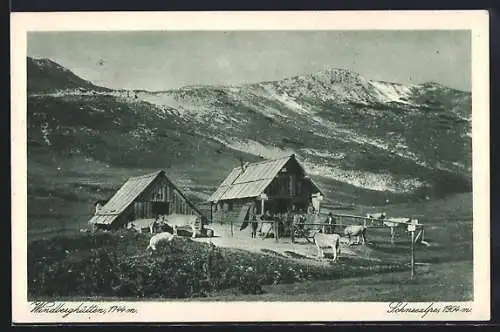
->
left=27, top=232, right=407, bottom=299
left=237, top=267, right=263, bottom=295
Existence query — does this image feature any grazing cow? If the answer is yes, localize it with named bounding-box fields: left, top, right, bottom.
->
left=164, top=214, right=200, bottom=238
left=343, top=225, right=367, bottom=246
left=313, top=231, right=341, bottom=261
left=146, top=231, right=177, bottom=252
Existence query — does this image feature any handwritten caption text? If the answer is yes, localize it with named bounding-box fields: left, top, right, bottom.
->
left=387, top=302, right=472, bottom=318
left=30, top=302, right=138, bottom=318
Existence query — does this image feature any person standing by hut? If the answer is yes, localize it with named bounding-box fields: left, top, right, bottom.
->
left=325, top=212, right=336, bottom=234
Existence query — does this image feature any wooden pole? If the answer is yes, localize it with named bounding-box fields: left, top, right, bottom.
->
left=230, top=210, right=233, bottom=237
left=275, top=219, right=278, bottom=243
left=291, top=218, right=295, bottom=243
left=410, top=229, right=415, bottom=280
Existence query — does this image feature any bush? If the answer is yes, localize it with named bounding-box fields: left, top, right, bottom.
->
left=28, top=232, right=407, bottom=299
left=237, top=267, right=263, bottom=295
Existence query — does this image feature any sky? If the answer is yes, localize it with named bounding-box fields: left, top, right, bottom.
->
left=27, top=30, right=471, bottom=91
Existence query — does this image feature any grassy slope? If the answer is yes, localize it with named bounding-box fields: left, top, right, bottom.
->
left=28, top=231, right=408, bottom=300
left=40, top=261, right=473, bottom=302
left=199, top=261, right=472, bottom=301
left=28, top=191, right=473, bottom=301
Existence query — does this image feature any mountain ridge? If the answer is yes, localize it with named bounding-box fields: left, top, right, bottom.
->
left=26, top=56, right=472, bottom=203
left=28, top=56, right=470, bottom=95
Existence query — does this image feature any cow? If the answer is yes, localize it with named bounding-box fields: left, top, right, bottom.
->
left=146, top=231, right=178, bottom=253
left=164, top=214, right=200, bottom=238
left=343, top=225, right=367, bottom=246
left=313, top=231, right=341, bottom=262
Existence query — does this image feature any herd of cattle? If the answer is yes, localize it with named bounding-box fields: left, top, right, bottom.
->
left=311, top=212, right=429, bottom=262
left=81, top=210, right=426, bottom=261
left=238, top=210, right=425, bottom=262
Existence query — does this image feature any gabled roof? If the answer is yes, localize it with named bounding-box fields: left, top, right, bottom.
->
left=89, top=170, right=164, bottom=225
left=208, top=154, right=323, bottom=202
left=88, top=170, right=204, bottom=226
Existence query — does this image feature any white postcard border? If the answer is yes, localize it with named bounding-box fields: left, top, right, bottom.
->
left=11, top=10, right=490, bottom=323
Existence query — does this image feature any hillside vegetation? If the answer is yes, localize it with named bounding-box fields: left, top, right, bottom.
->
left=26, top=56, right=472, bottom=235
left=28, top=231, right=407, bottom=300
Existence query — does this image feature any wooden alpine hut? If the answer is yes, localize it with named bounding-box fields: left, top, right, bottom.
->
left=88, top=170, right=206, bottom=231
left=207, top=154, right=324, bottom=225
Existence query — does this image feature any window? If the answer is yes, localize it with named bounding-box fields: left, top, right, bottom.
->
left=153, top=187, right=165, bottom=201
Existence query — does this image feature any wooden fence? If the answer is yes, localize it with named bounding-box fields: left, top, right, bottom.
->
left=255, top=212, right=474, bottom=281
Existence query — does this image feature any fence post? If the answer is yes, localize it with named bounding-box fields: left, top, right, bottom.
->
left=291, top=218, right=295, bottom=244
left=230, top=211, right=233, bottom=237
left=410, top=229, right=415, bottom=280
left=275, top=219, right=279, bottom=243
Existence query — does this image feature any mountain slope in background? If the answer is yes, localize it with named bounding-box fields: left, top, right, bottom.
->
left=132, top=66, right=471, bottom=195
left=26, top=56, right=472, bottom=231
left=28, top=58, right=111, bottom=94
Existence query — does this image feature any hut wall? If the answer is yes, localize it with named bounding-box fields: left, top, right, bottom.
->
left=211, top=198, right=256, bottom=224
left=134, top=176, right=202, bottom=218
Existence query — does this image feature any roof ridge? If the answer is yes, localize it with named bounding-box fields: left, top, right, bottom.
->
left=208, top=154, right=297, bottom=202
left=234, top=154, right=294, bottom=168
left=129, top=170, right=163, bottom=180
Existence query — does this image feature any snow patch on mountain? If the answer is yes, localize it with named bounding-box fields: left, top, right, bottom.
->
left=302, top=162, right=426, bottom=193
left=300, top=148, right=345, bottom=160
left=237, top=97, right=286, bottom=119
left=368, top=80, right=414, bottom=104
left=260, top=84, right=312, bottom=115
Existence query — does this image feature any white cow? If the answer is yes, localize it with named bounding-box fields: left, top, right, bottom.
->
left=164, top=214, right=200, bottom=238
left=313, top=232, right=341, bottom=261
left=343, top=225, right=367, bottom=246
left=146, top=231, right=178, bottom=252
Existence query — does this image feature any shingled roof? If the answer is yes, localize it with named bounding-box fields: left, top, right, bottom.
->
left=89, top=170, right=203, bottom=226
left=208, top=154, right=323, bottom=202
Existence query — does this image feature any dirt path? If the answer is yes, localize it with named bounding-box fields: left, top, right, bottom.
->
left=193, top=223, right=404, bottom=266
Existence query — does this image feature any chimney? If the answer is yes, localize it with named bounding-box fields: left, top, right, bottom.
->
left=95, top=202, right=103, bottom=214
left=239, top=158, right=249, bottom=172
